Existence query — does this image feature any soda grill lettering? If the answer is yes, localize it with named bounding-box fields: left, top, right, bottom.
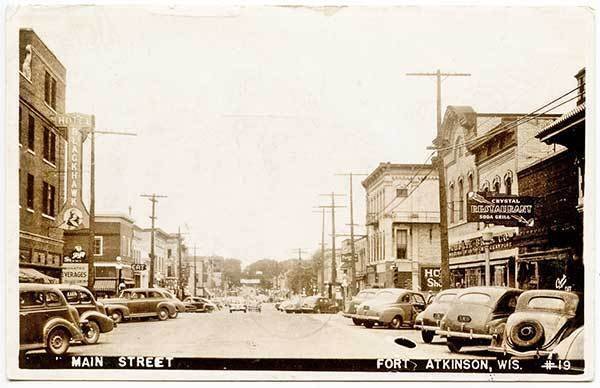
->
left=449, top=233, right=514, bottom=258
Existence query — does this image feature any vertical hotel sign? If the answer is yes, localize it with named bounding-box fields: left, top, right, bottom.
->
left=55, top=113, right=93, bottom=230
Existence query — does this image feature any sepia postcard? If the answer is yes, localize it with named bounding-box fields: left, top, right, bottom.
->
left=4, top=1, right=596, bottom=381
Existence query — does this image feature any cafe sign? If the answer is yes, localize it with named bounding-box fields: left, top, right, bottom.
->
left=449, top=232, right=515, bottom=258
left=55, top=113, right=93, bottom=230
left=467, top=192, right=535, bottom=227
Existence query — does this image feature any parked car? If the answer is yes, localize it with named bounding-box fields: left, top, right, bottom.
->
left=355, top=288, right=427, bottom=329
left=301, top=296, right=339, bottom=314
left=283, top=296, right=304, bottom=314
left=549, top=326, right=584, bottom=364
left=56, top=284, right=114, bottom=344
left=183, top=296, right=217, bottom=313
left=157, top=289, right=186, bottom=318
left=19, top=284, right=85, bottom=355
left=247, top=299, right=262, bottom=313
left=343, top=288, right=380, bottom=325
left=488, top=290, right=583, bottom=358
left=103, top=288, right=178, bottom=323
left=228, top=297, right=247, bottom=313
left=414, top=288, right=460, bottom=343
left=437, top=286, right=522, bottom=353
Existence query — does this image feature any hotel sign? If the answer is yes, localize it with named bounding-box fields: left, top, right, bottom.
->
left=55, top=113, right=93, bottom=230
left=467, top=192, right=535, bottom=226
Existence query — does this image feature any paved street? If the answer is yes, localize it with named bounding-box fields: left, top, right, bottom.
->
left=63, top=304, right=492, bottom=359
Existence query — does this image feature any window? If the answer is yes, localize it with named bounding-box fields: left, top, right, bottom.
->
left=527, top=296, right=566, bottom=311
left=449, top=184, right=455, bottom=223
left=43, top=127, right=56, bottom=164
left=62, top=290, right=80, bottom=304
left=454, top=136, right=464, bottom=160
left=459, top=293, right=492, bottom=305
left=44, top=71, right=57, bottom=110
left=468, top=174, right=474, bottom=194
left=167, top=248, right=172, bottom=258
left=19, top=107, right=23, bottom=145
left=505, top=176, right=513, bottom=195
left=26, top=174, right=34, bottom=209
left=42, top=181, right=56, bottom=217
left=493, top=181, right=501, bottom=193
left=396, top=229, right=408, bottom=259
left=94, top=236, right=103, bottom=256
left=458, top=179, right=464, bottom=221
left=396, top=188, right=408, bottom=197
left=79, top=291, right=93, bottom=305
left=27, top=114, right=35, bottom=151
left=20, top=291, right=45, bottom=307
left=46, top=292, right=62, bottom=306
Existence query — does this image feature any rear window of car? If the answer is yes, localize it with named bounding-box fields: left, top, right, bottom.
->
left=376, top=291, right=400, bottom=302
left=459, top=293, right=491, bottom=304
left=20, top=291, right=45, bottom=307
left=437, top=293, right=457, bottom=303
left=527, top=296, right=566, bottom=311
left=62, top=290, right=80, bottom=304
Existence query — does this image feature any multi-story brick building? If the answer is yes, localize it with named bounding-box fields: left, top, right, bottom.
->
left=19, top=29, right=67, bottom=280
left=437, top=105, right=559, bottom=287
left=362, top=163, right=441, bottom=290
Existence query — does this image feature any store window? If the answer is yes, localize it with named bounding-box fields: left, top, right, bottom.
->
left=458, top=179, right=464, bottom=221
left=94, top=236, right=103, bottom=256
left=396, top=230, right=408, bottom=259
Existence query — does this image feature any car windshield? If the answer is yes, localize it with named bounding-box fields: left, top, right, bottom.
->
left=356, top=291, right=376, bottom=299
left=459, top=292, right=491, bottom=305
left=437, top=293, right=457, bottom=303
left=527, top=296, right=566, bottom=311
left=375, top=291, right=401, bottom=302
left=163, top=290, right=176, bottom=299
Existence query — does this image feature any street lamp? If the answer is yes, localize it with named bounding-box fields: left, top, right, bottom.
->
left=482, top=226, right=493, bottom=286
left=116, top=256, right=124, bottom=295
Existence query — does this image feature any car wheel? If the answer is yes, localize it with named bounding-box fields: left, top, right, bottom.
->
left=314, top=307, right=321, bottom=314
left=364, top=321, right=374, bottom=329
left=509, top=320, right=545, bottom=349
left=46, top=327, right=70, bottom=355
left=352, top=318, right=362, bottom=326
left=169, top=310, right=178, bottom=319
left=82, top=321, right=101, bottom=345
left=421, top=330, right=435, bottom=344
left=447, top=338, right=463, bottom=353
left=158, top=307, right=169, bottom=321
left=111, top=310, right=123, bottom=324
left=389, top=316, right=403, bottom=329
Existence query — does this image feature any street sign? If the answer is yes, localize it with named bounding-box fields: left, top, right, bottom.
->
left=420, top=266, right=441, bottom=291
left=467, top=192, right=535, bottom=226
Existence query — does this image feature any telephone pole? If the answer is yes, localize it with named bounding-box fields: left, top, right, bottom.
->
left=291, top=248, right=309, bottom=294
left=176, top=227, right=189, bottom=298
left=188, top=244, right=199, bottom=296
left=140, top=193, right=168, bottom=288
left=312, top=207, right=329, bottom=295
left=336, top=172, right=368, bottom=297
left=406, top=69, right=471, bottom=289
left=319, top=193, right=345, bottom=299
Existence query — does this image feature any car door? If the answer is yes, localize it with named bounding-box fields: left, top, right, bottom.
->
left=127, top=291, right=148, bottom=315
left=147, top=291, right=165, bottom=313
left=409, top=293, right=427, bottom=323
left=19, top=290, right=47, bottom=347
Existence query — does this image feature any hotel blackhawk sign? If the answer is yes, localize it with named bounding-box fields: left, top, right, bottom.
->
left=467, top=192, right=535, bottom=227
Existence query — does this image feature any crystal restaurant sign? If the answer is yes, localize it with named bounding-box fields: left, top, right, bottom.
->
left=466, top=192, right=535, bottom=227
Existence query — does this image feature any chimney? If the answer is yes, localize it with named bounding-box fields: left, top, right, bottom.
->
left=575, top=68, right=585, bottom=106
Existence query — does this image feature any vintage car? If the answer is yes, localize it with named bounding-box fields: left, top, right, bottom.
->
left=301, top=296, right=339, bottom=314
left=228, top=297, right=247, bottom=313
left=343, top=288, right=380, bottom=325
left=157, top=289, right=186, bottom=318
left=103, top=288, right=178, bottom=323
left=488, top=290, right=583, bottom=358
left=549, top=326, right=584, bottom=361
left=247, top=299, right=262, bottom=313
left=183, top=296, right=217, bottom=312
left=19, top=284, right=85, bottom=355
left=283, top=296, right=304, bottom=314
left=56, top=284, right=114, bottom=344
left=355, top=288, right=427, bottom=329
left=414, top=288, right=460, bottom=343
left=437, top=287, right=522, bottom=353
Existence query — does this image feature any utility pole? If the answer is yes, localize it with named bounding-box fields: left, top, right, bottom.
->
left=176, top=227, right=189, bottom=299
left=406, top=69, right=471, bottom=289
left=312, top=207, right=329, bottom=295
left=336, top=172, right=368, bottom=298
left=188, top=244, right=199, bottom=296
left=319, top=193, right=345, bottom=299
left=291, top=248, right=309, bottom=295
left=140, top=193, right=168, bottom=288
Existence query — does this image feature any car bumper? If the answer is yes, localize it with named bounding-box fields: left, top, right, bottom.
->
left=488, top=345, right=551, bottom=358
left=414, top=324, right=440, bottom=332
left=435, top=328, right=494, bottom=340
left=358, top=315, right=384, bottom=324
left=343, top=313, right=362, bottom=319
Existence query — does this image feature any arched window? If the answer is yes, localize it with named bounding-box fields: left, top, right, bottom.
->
left=458, top=179, right=464, bottom=221
left=481, top=181, right=490, bottom=193
left=449, top=184, right=455, bottom=224
left=467, top=173, right=474, bottom=194
left=493, top=176, right=501, bottom=193
left=504, top=171, right=513, bottom=195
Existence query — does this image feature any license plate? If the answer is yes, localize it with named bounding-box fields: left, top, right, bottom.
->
left=458, top=315, right=472, bottom=323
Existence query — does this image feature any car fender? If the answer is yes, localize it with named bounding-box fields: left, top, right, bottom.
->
left=80, top=310, right=115, bottom=333
left=104, top=304, right=131, bottom=318
left=157, top=301, right=176, bottom=315
left=380, top=306, right=408, bottom=323
left=43, top=317, right=83, bottom=342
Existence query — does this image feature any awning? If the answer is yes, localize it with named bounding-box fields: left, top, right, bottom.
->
left=518, top=248, right=571, bottom=262
left=450, top=258, right=509, bottom=270
left=94, top=279, right=117, bottom=291
left=19, top=268, right=59, bottom=284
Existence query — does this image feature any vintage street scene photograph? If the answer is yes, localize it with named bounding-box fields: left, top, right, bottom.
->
left=5, top=2, right=595, bottom=381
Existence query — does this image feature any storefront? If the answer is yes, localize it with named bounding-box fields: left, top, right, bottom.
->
left=516, top=248, right=582, bottom=292
left=93, top=262, right=135, bottom=297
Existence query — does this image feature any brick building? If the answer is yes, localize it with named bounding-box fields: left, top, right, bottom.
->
left=19, top=29, right=67, bottom=280
left=362, top=163, right=441, bottom=290
left=515, top=68, right=586, bottom=292
left=436, top=105, right=559, bottom=287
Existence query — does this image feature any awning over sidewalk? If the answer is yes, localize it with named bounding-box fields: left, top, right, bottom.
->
left=19, top=268, right=59, bottom=284
left=94, top=279, right=117, bottom=291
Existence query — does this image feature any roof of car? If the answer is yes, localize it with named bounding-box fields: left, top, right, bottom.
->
left=456, top=286, right=520, bottom=299
left=54, top=284, right=90, bottom=291
left=19, top=283, right=62, bottom=292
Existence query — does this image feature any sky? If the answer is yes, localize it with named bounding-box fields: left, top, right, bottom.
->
left=10, top=5, right=593, bottom=264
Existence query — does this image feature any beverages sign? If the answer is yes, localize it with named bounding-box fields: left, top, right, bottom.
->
left=467, top=192, right=535, bottom=226
left=420, top=266, right=441, bottom=291
left=62, top=263, right=88, bottom=286
left=55, top=113, right=93, bottom=230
